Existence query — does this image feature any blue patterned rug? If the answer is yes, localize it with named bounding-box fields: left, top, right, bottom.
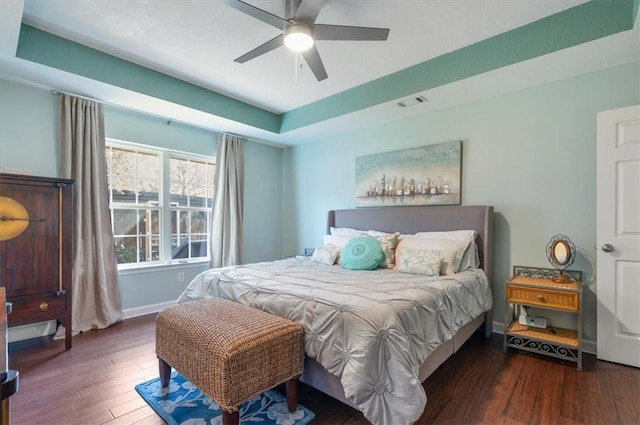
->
left=135, top=371, right=316, bottom=425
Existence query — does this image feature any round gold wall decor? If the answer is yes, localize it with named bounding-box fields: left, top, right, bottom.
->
left=0, top=196, right=30, bottom=241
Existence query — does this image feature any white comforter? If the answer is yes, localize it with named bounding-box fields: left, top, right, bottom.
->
left=177, top=258, right=492, bottom=425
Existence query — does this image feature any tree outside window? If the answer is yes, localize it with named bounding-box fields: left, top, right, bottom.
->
left=106, top=142, right=215, bottom=267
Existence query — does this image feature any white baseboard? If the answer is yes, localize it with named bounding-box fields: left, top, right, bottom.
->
left=122, top=300, right=176, bottom=320
left=8, top=300, right=177, bottom=344
left=8, top=320, right=57, bottom=343
left=492, top=320, right=596, bottom=355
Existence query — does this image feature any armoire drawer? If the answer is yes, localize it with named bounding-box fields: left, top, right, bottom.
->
left=7, top=295, right=67, bottom=326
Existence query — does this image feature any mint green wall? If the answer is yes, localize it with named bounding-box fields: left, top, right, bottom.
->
left=2, top=61, right=639, bottom=345
left=0, top=79, right=284, bottom=317
left=0, top=80, right=58, bottom=175
left=283, top=62, right=640, bottom=344
left=105, top=107, right=217, bottom=156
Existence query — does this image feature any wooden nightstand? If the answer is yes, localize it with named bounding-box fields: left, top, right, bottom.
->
left=503, top=266, right=583, bottom=370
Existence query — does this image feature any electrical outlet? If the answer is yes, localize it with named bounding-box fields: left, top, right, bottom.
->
left=177, top=272, right=185, bottom=282
left=304, top=248, right=315, bottom=256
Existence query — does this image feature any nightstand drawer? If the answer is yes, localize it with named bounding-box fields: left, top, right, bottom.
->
left=506, top=284, right=579, bottom=311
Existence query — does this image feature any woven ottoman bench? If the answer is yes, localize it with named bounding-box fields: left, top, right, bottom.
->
left=155, top=298, right=304, bottom=425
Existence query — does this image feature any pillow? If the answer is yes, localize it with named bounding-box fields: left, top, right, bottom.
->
left=341, top=236, right=384, bottom=270
left=331, top=227, right=395, bottom=239
left=330, top=227, right=366, bottom=236
left=367, top=229, right=392, bottom=237
left=371, top=232, right=400, bottom=269
left=394, top=238, right=461, bottom=275
left=413, top=230, right=477, bottom=271
left=414, top=230, right=476, bottom=242
left=311, top=244, right=340, bottom=265
left=323, top=234, right=354, bottom=249
left=459, top=242, right=480, bottom=270
left=396, top=252, right=443, bottom=276
left=323, top=234, right=355, bottom=265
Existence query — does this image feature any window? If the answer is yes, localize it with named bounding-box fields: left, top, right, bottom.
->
left=169, top=157, right=215, bottom=261
left=106, top=141, right=215, bottom=268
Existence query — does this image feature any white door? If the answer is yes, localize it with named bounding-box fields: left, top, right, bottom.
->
left=596, top=104, right=640, bottom=367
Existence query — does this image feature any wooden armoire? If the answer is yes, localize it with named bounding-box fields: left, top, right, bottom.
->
left=0, top=173, right=74, bottom=349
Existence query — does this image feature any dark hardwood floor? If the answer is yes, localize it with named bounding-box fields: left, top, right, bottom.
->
left=8, top=314, right=639, bottom=425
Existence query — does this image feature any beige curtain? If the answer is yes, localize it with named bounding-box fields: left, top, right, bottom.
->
left=210, top=134, right=245, bottom=268
left=58, top=94, right=123, bottom=335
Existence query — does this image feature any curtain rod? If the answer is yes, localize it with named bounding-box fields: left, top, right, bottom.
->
left=3, top=75, right=250, bottom=138
left=49, top=88, right=101, bottom=103
left=48, top=88, right=184, bottom=128
left=48, top=89, right=253, bottom=141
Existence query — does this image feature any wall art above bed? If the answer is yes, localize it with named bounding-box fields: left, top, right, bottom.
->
left=355, top=140, right=462, bottom=207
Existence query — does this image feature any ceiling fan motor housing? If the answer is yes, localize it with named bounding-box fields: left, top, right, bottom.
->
left=284, top=24, right=314, bottom=52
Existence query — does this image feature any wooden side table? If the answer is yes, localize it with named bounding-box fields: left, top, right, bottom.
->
left=503, top=266, right=583, bottom=370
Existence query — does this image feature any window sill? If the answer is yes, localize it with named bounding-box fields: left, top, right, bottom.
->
left=117, top=260, right=210, bottom=276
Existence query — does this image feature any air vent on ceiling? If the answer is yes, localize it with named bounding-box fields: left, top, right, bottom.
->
left=397, top=95, right=428, bottom=108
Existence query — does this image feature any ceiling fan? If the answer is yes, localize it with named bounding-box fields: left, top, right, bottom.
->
left=225, top=0, right=390, bottom=81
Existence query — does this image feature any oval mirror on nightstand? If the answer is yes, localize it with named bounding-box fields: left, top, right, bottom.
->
left=546, top=235, right=576, bottom=283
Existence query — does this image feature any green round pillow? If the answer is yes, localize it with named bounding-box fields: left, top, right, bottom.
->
left=341, top=236, right=384, bottom=270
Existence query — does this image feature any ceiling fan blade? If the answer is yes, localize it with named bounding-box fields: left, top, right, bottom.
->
left=224, top=0, right=288, bottom=30
left=302, top=45, right=328, bottom=81
left=234, top=34, right=284, bottom=63
left=295, top=0, right=327, bottom=23
left=314, top=24, right=390, bottom=41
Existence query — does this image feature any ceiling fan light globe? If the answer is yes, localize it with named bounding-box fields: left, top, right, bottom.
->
left=284, top=25, right=314, bottom=52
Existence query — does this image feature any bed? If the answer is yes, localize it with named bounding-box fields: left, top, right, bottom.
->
left=177, top=205, right=494, bottom=425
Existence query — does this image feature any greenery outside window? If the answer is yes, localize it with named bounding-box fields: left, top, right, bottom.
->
left=169, top=156, right=215, bottom=261
left=106, top=140, right=215, bottom=268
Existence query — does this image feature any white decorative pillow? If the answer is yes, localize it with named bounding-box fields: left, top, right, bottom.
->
left=371, top=232, right=400, bottom=269
left=394, top=238, right=461, bottom=275
left=311, top=244, right=341, bottom=265
left=413, top=230, right=477, bottom=272
left=396, top=252, right=443, bottom=276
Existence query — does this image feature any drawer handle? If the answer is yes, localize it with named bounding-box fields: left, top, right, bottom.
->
left=40, top=303, right=49, bottom=312
left=536, top=294, right=544, bottom=301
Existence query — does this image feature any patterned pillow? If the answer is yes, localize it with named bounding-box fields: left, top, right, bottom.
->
left=394, top=238, right=459, bottom=275
left=372, top=232, right=400, bottom=269
left=413, top=230, right=477, bottom=271
left=341, top=236, right=384, bottom=270
left=396, top=252, right=444, bottom=276
left=311, top=244, right=340, bottom=265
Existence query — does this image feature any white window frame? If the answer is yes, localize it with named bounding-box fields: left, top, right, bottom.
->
left=106, top=138, right=215, bottom=270
left=168, top=154, right=216, bottom=263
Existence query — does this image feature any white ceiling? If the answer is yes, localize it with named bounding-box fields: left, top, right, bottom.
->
left=0, top=0, right=638, bottom=146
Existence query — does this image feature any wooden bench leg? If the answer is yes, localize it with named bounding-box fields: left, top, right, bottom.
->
left=222, top=410, right=239, bottom=425
left=286, top=375, right=300, bottom=413
left=158, top=357, right=171, bottom=388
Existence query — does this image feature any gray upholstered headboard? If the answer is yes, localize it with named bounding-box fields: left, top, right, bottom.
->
left=327, top=205, right=494, bottom=282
